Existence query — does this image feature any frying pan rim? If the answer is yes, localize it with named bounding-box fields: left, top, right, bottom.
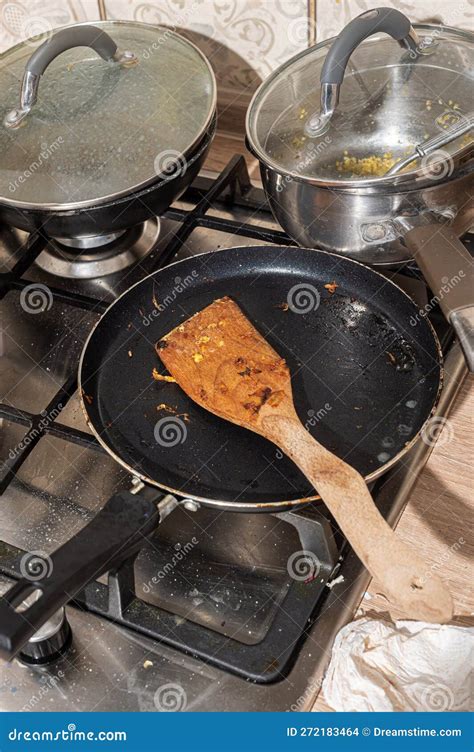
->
left=78, top=244, right=444, bottom=510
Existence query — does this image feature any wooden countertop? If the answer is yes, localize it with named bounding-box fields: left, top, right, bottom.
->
left=204, top=132, right=473, bottom=712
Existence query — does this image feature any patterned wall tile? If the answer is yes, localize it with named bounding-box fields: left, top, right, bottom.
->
left=0, top=0, right=100, bottom=53
left=314, top=0, right=473, bottom=41
left=1, top=1, right=470, bottom=92
left=102, top=0, right=311, bottom=92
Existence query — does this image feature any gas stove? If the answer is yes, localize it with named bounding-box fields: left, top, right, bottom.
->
left=0, top=155, right=468, bottom=711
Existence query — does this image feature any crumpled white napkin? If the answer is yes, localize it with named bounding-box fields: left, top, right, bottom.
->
left=322, top=617, right=473, bottom=712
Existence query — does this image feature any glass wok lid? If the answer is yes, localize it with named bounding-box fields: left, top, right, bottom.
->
left=0, top=21, right=216, bottom=208
left=246, top=10, right=473, bottom=186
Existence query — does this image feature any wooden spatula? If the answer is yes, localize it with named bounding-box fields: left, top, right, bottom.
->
left=157, top=296, right=453, bottom=623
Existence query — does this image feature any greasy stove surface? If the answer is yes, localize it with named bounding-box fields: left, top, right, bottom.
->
left=0, top=157, right=466, bottom=711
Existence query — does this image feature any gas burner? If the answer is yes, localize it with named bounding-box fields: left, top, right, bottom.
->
left=0, top=155, right=467, bottom=711
left=34, top=218, right=161, bottom=279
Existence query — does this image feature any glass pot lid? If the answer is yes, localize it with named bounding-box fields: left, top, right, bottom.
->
left=0, top=21, right=216, bottom=208
left=246, top=9, right=473, bottom=186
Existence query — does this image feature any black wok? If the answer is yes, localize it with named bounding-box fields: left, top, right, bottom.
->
left=0, top=246, right=443, bottom=660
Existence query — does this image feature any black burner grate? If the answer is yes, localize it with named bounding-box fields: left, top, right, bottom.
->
left=0, top=156, right=336, bottom=682
left=0, top=156, right=294, bottom=494
left=0, top=154, right=460, bottom=681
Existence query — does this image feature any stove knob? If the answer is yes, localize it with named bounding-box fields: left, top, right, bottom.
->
left=19, top=608, right=72, bottom=665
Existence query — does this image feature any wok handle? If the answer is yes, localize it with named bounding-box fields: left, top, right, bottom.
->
left=0, top=490, right=161, bottom=661
left=262, top=414, right=454, bottom=624
left=4, top=25, right=138, bottom=129
left=405, top=224, right=474, bottom=372
left=305, top=8, right=420, bottom=136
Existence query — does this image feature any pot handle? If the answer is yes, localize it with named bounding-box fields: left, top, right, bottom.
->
left=4, top=24, right=138, bottom=129
left=0, top=489, right=166, bottom=661
left=404, top=224, right=474, bottom=372
left=305, top=7, right=421, bottom=136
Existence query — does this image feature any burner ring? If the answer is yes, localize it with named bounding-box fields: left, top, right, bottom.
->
left=35, top=218, right=161, bottom=278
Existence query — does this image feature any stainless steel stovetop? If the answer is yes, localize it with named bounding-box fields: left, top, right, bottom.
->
left=0, top=157, right=468, bottom=711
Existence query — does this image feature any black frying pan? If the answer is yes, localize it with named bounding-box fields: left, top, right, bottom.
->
left=80, top=245, right=442, bottom=506
left=0, top=246, right=442, bottom=660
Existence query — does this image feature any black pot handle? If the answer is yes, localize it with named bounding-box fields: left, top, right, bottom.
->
left=321, top=7, right=416, bottom=86
left=4, top=24, right=138, bottom=129
left=0, top=490, right=162, bottom=661
left=305, top=8, right=421, bottom=137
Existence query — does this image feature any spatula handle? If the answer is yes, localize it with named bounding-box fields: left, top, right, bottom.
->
left=263, top=414, right=453, bottom=623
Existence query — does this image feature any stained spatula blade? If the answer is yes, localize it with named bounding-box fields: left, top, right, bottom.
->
left=156, top=296, right=453, bottom=624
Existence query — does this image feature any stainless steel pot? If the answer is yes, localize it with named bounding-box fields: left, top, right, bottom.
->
left=246, top=8, right=473, bottom=369
left=258, top=158, right=472, bottom=264
left=0, top=21, right=217, bottom=239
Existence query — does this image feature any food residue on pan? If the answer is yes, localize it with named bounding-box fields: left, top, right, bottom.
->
left=152, top=367, right=176, bottom=383
left=336, top=151, right=400, bottom=177
left=81, top=390, right=93, bottom=405
left=275, top=302, right=289, bottom=311
left=156, top=403, right=190, bottom=421
left=324, top=281, right=338, bottom=294
left=128, top=350, right=133, bottom=358
left=157, top=403, right=176, bottom=413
